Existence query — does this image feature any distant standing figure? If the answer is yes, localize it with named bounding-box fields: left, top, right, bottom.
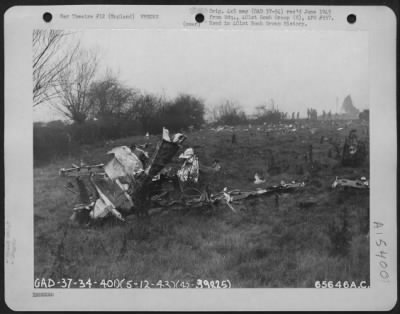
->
left=274, top=193, right=280, bottom=209
left=231, top=132, right=237, bottom=144
left=309, top=144, right=313, bottom=163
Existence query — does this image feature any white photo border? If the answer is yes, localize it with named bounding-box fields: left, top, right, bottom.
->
left=4, top=5, right=397, bottom=311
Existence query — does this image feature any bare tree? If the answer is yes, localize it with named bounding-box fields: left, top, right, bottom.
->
left=255, top=104, right=267, bottom=117
left=212, top=100, right=247, bottom=125
left=32, top=30, right=79, bottom=107
left=54, top=49, right=99, bottom=124
left=88, top=69, right=135, bottom=119
left=126, top=92, right=165, bottom=131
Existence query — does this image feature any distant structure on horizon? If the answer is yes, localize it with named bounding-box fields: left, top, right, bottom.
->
left=341, top=95, right=360, bottom=119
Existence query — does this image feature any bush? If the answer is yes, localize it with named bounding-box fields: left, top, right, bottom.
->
left=34, top=123, right=71, bottom=166
left=158, top=94, right=205, bottom=132
left=65, top=118, right=144, bottom=145
left=67, top=120, right=101, bottom=144
left=253, top=110, right=286, bottom=124
left=212, top=101, right=248, bottom=126
left=33, top=91, right=206, bottom=165
left=34, top=118, right=144, bottom=165
left=125, top=92, right=205, bottom=133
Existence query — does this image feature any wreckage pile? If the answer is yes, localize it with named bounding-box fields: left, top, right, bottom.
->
left=59, top=126, right=369, bottom=225
left=341, top=129, right=367, bottom=167
left=59, top=127, right=308, bottom=224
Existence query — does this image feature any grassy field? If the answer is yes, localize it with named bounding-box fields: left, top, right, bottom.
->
left=34, top=119, right=370, bottom=288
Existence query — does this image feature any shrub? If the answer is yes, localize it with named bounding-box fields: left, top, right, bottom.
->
left=33, top=123, right=71, bottom=166
left=211, top=101, right=248, bottom=126
left=159, top=94, right=205, bottom=132
left=67, top=120, right=101, bottom=144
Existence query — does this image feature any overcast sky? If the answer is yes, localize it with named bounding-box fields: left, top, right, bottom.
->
left=34, top=29, right=368, bottom=122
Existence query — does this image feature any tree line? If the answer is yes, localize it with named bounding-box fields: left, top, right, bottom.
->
left=33, top=30, right=292, bottom=130
left=35, top=30, right=367, bottom=165
left=33, top=30, right=205, bottom=129
left=33, top=30, right=208, bottom=165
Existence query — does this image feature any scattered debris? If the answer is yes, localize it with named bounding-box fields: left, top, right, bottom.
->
left=162, top=127, right=171, bottom=141
left=59, top=163, right=104, bottom=176
left=137, top=143, right=150, bottom=150
left=60, top=120, right=369, bottom=225
left=298, top=197, right=317, bottom=208
left=222, top=187, right=236, bottom=212
left=199, top=159, right=221, bottom=174
left=106, top=146, right=144, bottom=179
left=130, top=144, right=150, bottom=164
left=90, top=176, right=125, bottom=221
left=177, top=148, right=200, bottom=183
left=332, top=176, right=369, bottom=189
left=342, top=129, right=367, bottom=166
left=254, top=173, right=266, bottom=184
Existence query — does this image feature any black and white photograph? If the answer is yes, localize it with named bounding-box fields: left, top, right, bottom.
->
left=4, top=4, right=397, bottom=311
left=33, top=27, right=370, bottom=288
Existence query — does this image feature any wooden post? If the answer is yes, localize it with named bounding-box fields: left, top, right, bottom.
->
left=231, top=132, right=237, bottom=144
left=274, top=193, right=280, bottom=209
left=309, top=144, right=313, bottom=163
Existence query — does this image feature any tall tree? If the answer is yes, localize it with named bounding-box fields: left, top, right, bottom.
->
left=32, top=30, right=79, bottom=107
left=89, top=69, right=135, bottom=119
left=163, top=94, right=205, bottom=130
left=127, top=92, right=165, bottom=132
left=54, top=49, right=98, bottom=124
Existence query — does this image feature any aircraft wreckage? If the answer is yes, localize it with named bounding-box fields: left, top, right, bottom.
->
left=59, top=127, right=367, bottom=224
